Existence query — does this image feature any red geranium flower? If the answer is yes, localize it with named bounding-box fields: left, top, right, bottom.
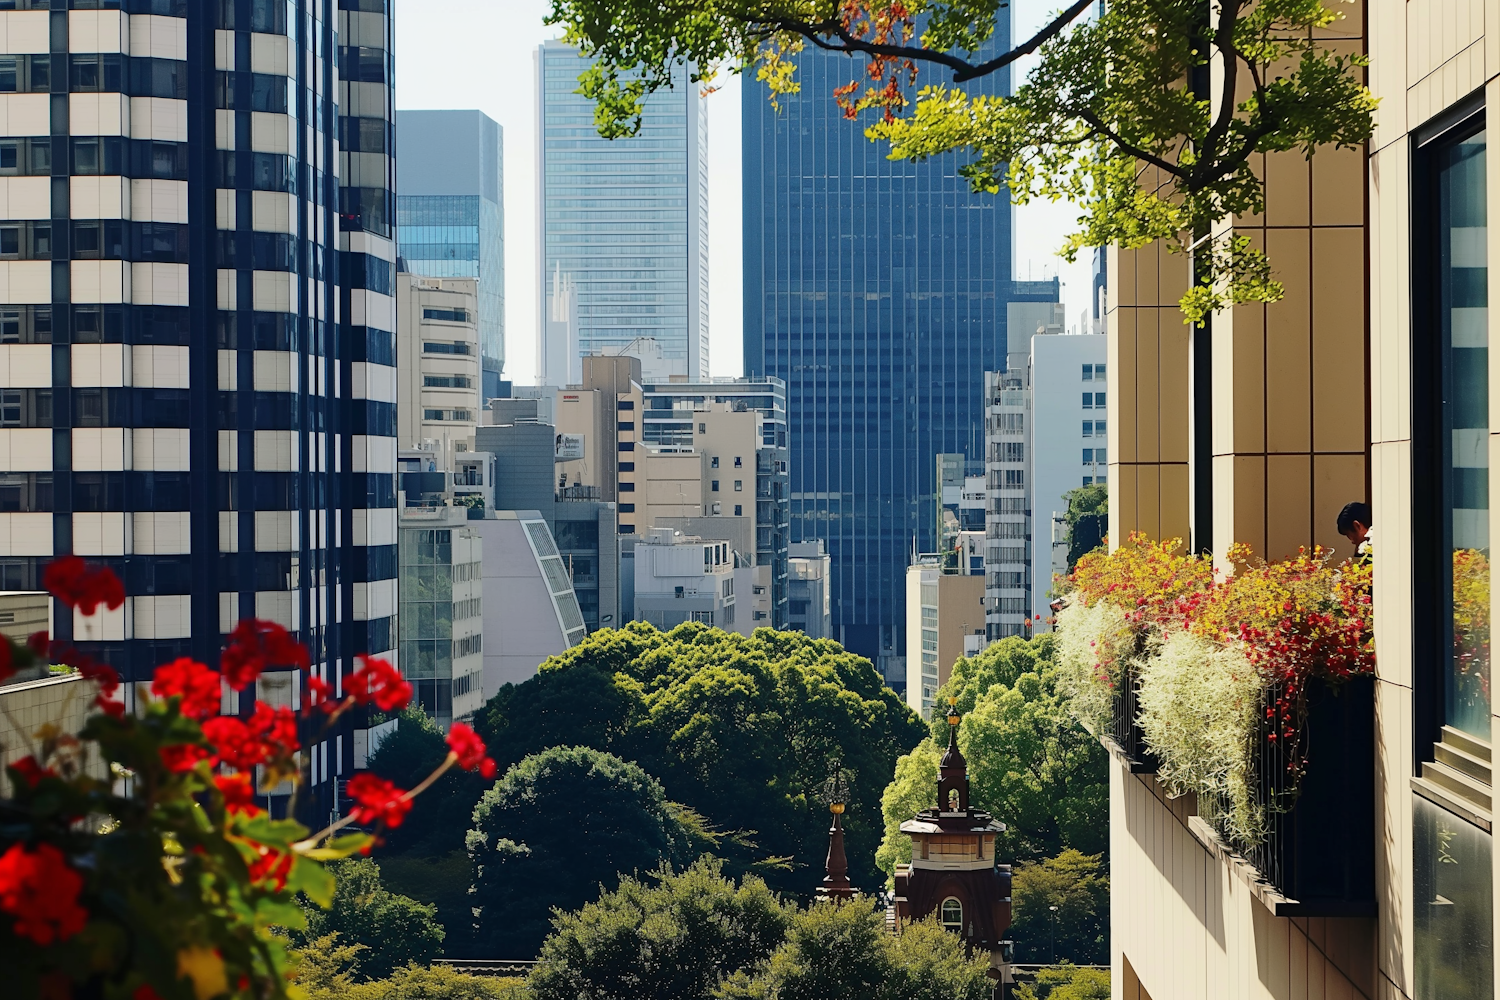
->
left=307, top=675, right=337, bottom=713
left=248, top=702, right=299, bottom=758
left=0, top=842, right=88, bottom=945
left=445, top=722, right=497, bottom=779
left=8, top=756, right=51, bottom=789
left=151, top=658, right=222, bottom=720
left=347, top=656, right=412, bottom=712
left=159, top=744, right=213, bottom=773
left=246, top=843, right=293, bottom=890
left=347, top=773, right=412, bottom=829
left=43, top=556, right=124, bottom=616
left=220, top=619, right=310, bottom=691
left=201, top=716, right=266, bottom=770
left=214, top=773, right=260, bottom=816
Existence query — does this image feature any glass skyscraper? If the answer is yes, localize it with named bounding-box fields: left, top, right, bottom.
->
left=536, top=41, right=709, bottom=382
left=395, top=110, right=504, bottom=401
left=743, top=40, right=1057, bottom=675
left=0, top=0, right=399, bottom=822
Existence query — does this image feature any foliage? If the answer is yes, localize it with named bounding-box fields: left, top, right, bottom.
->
left=716, top=899, right=992, bottom=1000
left=0, top=557, right=499, bottom=1000
left=296, top=858, right=445, bottom=981
left=475, top=623, right=927, bottom=893
left=1057, top=534, right=1375, bottom=846
left=527, top=858, right=792, bottom=1000
left=289, top=933, right=365, bottom=998
left=327, top=964, right=528, bottom=1000
left=546, top=0, right=1377, bottom=323
left=875, top=636, right=1108, bottom=877
left=1015, top=966, right=1112, bottom=1000
left=368, top=708, right=493, bottom=857
left=1009, top=850, right=1109, bottom=965
left=1453, top=548, right=1491, bottom=720
left=1135, top=631, right=1262, bottom=841
left=375, top=850, right=474, bottom=958
left=467, top=745, right=698, bottom=958
left=1062, top=484, right=1109, bottom=571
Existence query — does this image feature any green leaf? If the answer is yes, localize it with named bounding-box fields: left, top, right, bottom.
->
left=299, top=833, right=374, bottom=861
left=285, top=856, right=336, bottom=908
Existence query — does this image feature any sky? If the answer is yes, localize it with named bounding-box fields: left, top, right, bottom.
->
left=394, top=0, right=1093, bottom=384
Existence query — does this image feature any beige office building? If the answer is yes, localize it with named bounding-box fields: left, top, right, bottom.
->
left=904, top=554, right=985, bottom=718
left=1104, top=1, right=1500, bottom=998
left=396, top=274, right=482, bottom=466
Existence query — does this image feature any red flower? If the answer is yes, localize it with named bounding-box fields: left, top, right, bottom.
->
left=151, top=658, right=222, bottom=720
left=445, top=722, right=497, bottom=779
left=0, top=842, right=88, bottom=945
left=214, top=773, right=260, bottom=816
left=347, top=656, right=412, bottom=712
left=94, top=694, right=125, bottom=719
left=201, top=716, right=266, bottom=770
left=346, top=773, right=412, bottom=829
left=159, top=744, right=212, bottom=773
left=8, top=756, right=51, bottom=789
left=249, top=702, right=299, bottom=758
left=220, top=619, right=310, bottom=691
left=246, top=843, right=294, bottom=890
left=43, top=556, right=124, bottom=616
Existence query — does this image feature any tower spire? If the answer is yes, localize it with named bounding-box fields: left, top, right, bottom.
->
left=817, top=767, right=855, bottom=901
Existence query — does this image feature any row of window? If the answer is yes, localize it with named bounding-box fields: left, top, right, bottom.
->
left=1083, top=448, right=1107, bottom=464
left=1082, top=392, right=1106, bottom=409
left=710, top=481, right=744, bottom=492
left=0, top=54, right=186, bottom=99
left=422, top=409, right=473, bottom=422
left=1082, top=419, right=1107, bottom=437
left=1081, top=363, right=1107, bottom=381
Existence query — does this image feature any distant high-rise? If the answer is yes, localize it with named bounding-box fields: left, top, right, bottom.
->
left=536, top=41, right=709, bottom=381
left=395, top=110, right=505, bottom=401
left=743, top=42, right=1057, bottom=677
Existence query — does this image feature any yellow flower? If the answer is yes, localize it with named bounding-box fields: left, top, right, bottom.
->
left=177, top=946, right=229, bottom=1000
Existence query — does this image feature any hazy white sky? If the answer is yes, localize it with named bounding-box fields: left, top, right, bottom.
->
left=394, top=0, right=1091, bottom=384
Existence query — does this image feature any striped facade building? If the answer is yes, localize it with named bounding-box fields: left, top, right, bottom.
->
left=0, top=1, right=397, bottom=822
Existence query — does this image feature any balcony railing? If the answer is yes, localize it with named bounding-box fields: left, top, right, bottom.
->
left=1106, top=665, right=1157, bottom=774
left=1195, top=674, right=1375, bottom=915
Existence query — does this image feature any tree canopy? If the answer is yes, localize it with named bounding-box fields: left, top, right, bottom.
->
left=294, top=858, right=446, bottom=981
left=1010, top=849, right=1110, bottom=964
left=467, top=745, right=698, bottom=958
left=876, top=635, right=1108, bottom=875
left=546, top=0, right=1376, bottom=323
left=1062, top=483, right=1109, bottom=571
left=476, top=623, right=928, bottom=893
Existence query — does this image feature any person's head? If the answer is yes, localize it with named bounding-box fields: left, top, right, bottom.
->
left=1337, top=501, right=1372, bottom=546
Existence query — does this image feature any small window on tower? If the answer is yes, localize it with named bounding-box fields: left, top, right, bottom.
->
left=940, top=898, right=963, bottom=931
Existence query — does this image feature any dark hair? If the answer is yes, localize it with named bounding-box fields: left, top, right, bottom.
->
left=1337, top=501, right=1371, bottom=534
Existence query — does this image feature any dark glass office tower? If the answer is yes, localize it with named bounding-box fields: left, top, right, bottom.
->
left=0, top=0, right=398, bottom=820
left=395, top=109, right=504, bottom=401
left=743, top=42, right=1057, bottom=677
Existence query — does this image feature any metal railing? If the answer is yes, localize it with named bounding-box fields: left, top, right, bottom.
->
left=1108, top=665, right=1157, bottom=773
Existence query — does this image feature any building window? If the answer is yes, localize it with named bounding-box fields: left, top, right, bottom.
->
left=734, top=505, right=742, bottom=516
left=698, top=423, right=706, bottom=433
left=619, top=482, right=635, bottom=492
left=1082, top=420, right=1093, bottom=436
left=618, top=442, right=634, bottom=452
left=734, top=456, right=743, bottom=467
left=618, top=462, right=635, bottom=472
left=711, top=480, right=719, bottom=491
left=940, top=897, right=963, bottom=931
left=1082, top=448, right=1094, bottom=463
left=734, top=480, right=743, bottom=491
left=1416, top=113, right=1492, bottom=742
left=1082, top=363, right=1094, bottom=380
left=617, top=421, right=634, bottom=432
left=422, top=307, right=470, bottom=322
left=617, top=400, right=634, bottom=411
left=711, top=456, right=719, bottom=468
left=1414, top=794, right=1493, bottom=999
left=619, top=503, right=635, bottom=513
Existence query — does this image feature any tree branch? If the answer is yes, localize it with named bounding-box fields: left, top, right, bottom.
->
left=1075, top=108, right=1187, bottom=179
left=752, top=0, right=1096, bottom=84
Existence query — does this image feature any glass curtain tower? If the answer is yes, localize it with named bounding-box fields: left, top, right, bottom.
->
left=742, top=38, right=1057, bottom=676
left=536, top=40, right=709, bottom=382
left=394, top=109, right=504, bottom=401
left=0, top=0, right=399, bottom=822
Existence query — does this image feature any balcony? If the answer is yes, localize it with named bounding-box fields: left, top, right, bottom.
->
left=1184, top=675, right=1376, bottom=915
left=1103, top=666, right=1157, bottom=774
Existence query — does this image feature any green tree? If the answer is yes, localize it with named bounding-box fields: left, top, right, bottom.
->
left=346, top=965, right=528, bottom=1000
left=297, top=858, right=446, bottom=981
left=877, top=636, right=1109, bottom=875
left=1062, top=484, right=1109, bottom=570
left=467, top=746, right=697, bottom=958
left=1016, top=966, right=1112, bottom=1000
left=546, top=0, right=1375, bottom=324
left=716, top=901, right=992, bottom=1000
left=528, top=858, right=792, bottom=1000
left=289, top=933, right=364, bottom=999
left=477, top=623, right=928, bottom=893
left=1009, top=850, right=1110, bottom=965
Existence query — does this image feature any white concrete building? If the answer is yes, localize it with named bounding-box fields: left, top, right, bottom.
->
left=477, top=511, right=587, bottom=695
left=787, top=540, right=832, bottom=639
left=396, top=273, right=482, bottom=468
left=632, top=528, right=735, bottom=630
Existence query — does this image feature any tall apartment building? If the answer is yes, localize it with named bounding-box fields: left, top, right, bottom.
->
left=904, top=539, right=985, bottom=715
left=553, top=354, right=644, bottom=522
left=640, top=376, right=790, bottom=628
left=742, top=37, right=1056, bottom=678
left=396, top=503, right=482, bottom=728
left=983, top=369, right=1030, bottom=639
left=0, top=3, right=399, bottom=820
left=786, top=539, right=831, bottom=639
left=395, top=273, right=479, bottom=464
left=394, top=109, right=504, bottom=401
left=536, top=41, right=709, bottom=381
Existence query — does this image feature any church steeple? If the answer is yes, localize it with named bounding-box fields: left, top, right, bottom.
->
left=817, top=767, right=855, bottom=901
left=937, top=696, right=971, bottom=814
